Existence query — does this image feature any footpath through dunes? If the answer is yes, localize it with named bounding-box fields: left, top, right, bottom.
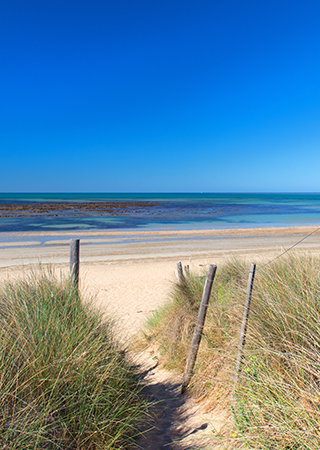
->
left=82, top=259, right=232, bottom=449
left=1, top=227, right=320, bottom=448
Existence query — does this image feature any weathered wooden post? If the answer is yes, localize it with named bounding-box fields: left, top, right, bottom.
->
left=177, top=262, right=184, bottom=283
left=181, top=264, right=217, bottom=394
left=70, top=239, right=80, bottom=289
left=233, top=262, right=256, bottom=392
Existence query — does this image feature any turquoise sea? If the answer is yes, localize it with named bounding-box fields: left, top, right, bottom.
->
left=1, top=193, right=320, bottom=233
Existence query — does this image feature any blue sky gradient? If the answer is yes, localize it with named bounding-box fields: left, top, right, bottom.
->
left=1, top=0, right=320, bottom=192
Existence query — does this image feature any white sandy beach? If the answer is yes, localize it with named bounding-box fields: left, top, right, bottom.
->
left=1, top=225, right=320, bottom=337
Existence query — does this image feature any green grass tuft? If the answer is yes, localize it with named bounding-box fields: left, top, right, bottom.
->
left=0, top=267, right=147, bottom=449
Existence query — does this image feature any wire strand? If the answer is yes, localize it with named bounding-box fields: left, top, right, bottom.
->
left=258, top=226, right=320, bottom=270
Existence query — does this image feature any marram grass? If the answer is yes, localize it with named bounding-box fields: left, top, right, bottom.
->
left=0, top=268, right=147, bottom=449
left=142, top=253, right=320, bottom=449
left=235, top=253, right=320, bottom=449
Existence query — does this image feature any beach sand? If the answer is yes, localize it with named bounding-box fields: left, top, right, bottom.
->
left=1, top=225, right=320, bottom=337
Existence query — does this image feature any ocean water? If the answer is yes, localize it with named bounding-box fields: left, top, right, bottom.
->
left=1, top=193, right=320, bottom=233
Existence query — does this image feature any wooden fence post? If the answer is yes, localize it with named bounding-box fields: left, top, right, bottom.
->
left=177, top=262, right=184, bottom=283
left=233, top=262, right=256, bottom=393
left=70, top=239, right=80, bottom=289
left=181, top=264, right=217, bottom=394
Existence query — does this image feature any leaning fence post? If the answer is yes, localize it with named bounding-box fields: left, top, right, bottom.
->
left=181, top=264, right=217, bottom=394
left=70, top=239, right=80, bottom=289
left=233, top=262, right=256, bottom=393
left=177, top=262, right=184, bottom=283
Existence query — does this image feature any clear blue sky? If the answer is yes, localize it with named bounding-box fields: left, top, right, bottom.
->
left=1, top=0, right=320, bottom=193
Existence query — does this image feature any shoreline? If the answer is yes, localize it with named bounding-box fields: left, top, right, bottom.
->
left=1, top=223, right=319, bottom=238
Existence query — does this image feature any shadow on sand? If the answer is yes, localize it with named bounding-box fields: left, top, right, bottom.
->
left=135, top=364, right=211, bottom=450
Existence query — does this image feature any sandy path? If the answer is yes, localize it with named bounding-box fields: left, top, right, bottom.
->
left=81, top=259, right=176, bottom=339
left=135, top=349, right=230, bottom=449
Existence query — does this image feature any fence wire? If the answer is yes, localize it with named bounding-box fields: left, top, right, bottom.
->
left=258, top=225, right=320, bottom=270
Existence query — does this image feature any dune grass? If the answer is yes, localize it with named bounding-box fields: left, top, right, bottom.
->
left=142, top=253, right=320, bottom=449
left=0, top=268, right=147, bottom=449
left=235, top=254, right=320, bottom=449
